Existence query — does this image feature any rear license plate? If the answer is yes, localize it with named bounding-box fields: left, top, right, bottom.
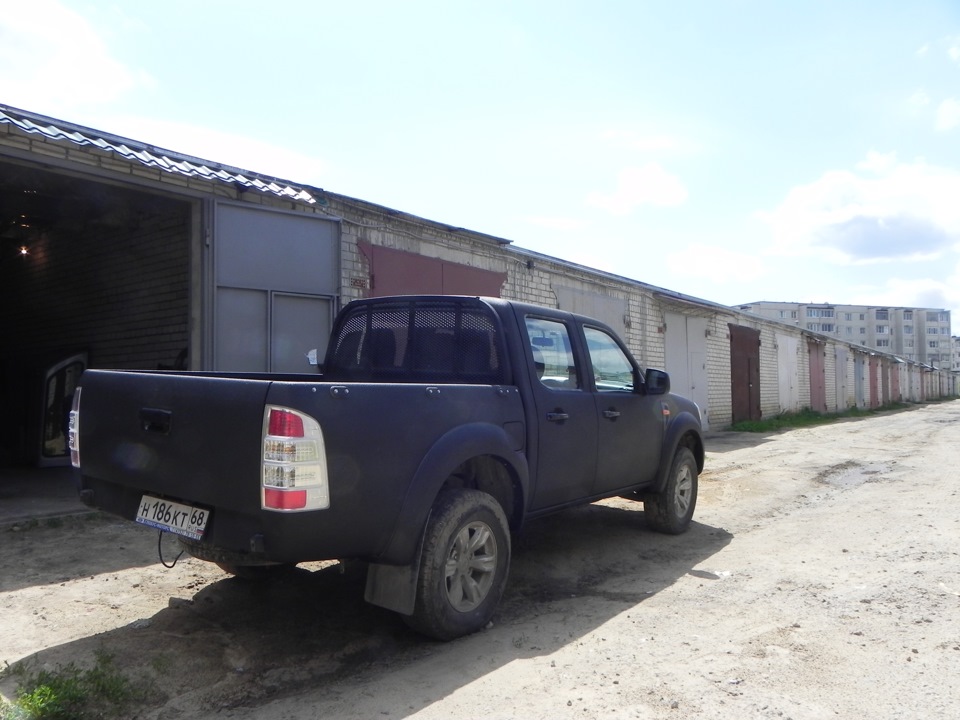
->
left=135, top=495, right=209, bottom=540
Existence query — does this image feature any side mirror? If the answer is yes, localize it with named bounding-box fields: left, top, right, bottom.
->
left=644, top=368, right=670, bottom=396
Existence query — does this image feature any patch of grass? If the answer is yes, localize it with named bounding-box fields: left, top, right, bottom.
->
left=729, top=403, right=910, bottom=433
left=148, top=654, right=172, bottom=676
left=1, top=649, right=148, bottom=720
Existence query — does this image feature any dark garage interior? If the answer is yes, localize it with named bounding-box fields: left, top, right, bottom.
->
left=0, top=160, right=192, bottom=467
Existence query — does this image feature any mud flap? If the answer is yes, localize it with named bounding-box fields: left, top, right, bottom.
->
left=363, top=513, right=429, bottom=616
left=364, top=561, right=419, bottom=615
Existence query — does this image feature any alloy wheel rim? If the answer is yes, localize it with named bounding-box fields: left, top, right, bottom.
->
left=444, top=521, right=497, bottom=612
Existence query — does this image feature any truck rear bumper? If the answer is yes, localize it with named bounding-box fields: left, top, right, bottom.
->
left=76, top=474, right=380, bottom=564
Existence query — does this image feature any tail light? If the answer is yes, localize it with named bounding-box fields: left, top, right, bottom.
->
left=262, top=406, right=329, bottom=512
left=68, top=388, right=82, bottom=468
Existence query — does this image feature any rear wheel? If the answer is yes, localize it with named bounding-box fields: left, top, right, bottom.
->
left=404, top=489, right=511, bottom=640
left=643, top=447, right=698, bottom=534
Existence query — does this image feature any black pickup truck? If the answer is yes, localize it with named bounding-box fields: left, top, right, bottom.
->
left=71, top=295, right=703, bottom=639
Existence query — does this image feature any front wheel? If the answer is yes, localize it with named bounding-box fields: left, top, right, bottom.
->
left=643, top=447, right=698, bottom=534
left=404, top=489, right=511, bottom=640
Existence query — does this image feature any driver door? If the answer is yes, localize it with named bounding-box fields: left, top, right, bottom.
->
left=583, top=325, right=663, bottom=495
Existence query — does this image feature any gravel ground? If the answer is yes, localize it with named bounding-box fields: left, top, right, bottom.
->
left=2, top=400, right=959, bottom=719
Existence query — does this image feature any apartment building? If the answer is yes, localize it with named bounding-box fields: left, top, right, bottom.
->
left=737, top=302, right=953, bottom=369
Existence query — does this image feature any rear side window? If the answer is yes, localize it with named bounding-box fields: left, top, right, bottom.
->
left=525, top=317, right=581, bottom=390
left=326, top=300, right=507, bottom=384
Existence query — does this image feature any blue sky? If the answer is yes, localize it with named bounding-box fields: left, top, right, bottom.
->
left=3, top=1, right=960, bottom=325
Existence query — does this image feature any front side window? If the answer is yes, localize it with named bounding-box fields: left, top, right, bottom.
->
left=583, top=326, right=635, bottom=392
left=525, top=317, right=580, bottom=390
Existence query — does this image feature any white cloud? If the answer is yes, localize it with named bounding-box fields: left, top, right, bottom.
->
left=850, top=274, right=960, bottom=318
left=856, top=150, right=897, bottom=173
left=907, top=90, right=930, bottom=113
left=935, top=98, right=960, bottom=131
left=586, top=164, right=688, bottom=215
left=666, top=243, right=765, bottom=284
left=759, top=155, right=960, bottom=265
left=0, top=0, right=151, bottom=114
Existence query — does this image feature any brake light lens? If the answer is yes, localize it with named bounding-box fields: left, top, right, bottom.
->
left=68, top=387, right=82, bottom=468
left=268, top=408, right=304, bottom=437
left=261, top=406, right=329, bottom=512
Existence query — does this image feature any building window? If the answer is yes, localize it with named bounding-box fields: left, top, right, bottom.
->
left=941, top=327, right=949, bottom=335
left=876, top=325, right=888, bottom=334
left=844, top=313, right=853, bottom=321
left=929, top=341, right=939, bottom=348
left=875, top=310, right=889, bottom=320
left=927, top=312, right=939, bottom=322
left=929, top=354, right=939, bottom=362
left=876, top=339, right=890, bottom=347
left=845, top=327, right=853, bottom=335
left=905, top=339, right=914, bottom=348
left=928, top=327, right=939, bottom=335
left=904, top=311, right=913, bottom=320
left=904, top=325, right=913, bottom=334
left=860, top=328, right=866, bottom=334
left=806, top=308, right=834, bottom=318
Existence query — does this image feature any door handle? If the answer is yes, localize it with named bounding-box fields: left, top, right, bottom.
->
left=603, top=409, right=621, bottom=419
left=140, top=407, right=172, bottom=434
left=546, top=411, right=570, bottom=422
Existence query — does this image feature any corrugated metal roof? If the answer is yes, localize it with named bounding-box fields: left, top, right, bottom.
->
left=0, top=104, right=317, bottom=204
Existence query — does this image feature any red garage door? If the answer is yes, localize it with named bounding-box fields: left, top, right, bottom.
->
left=360, top=243, right=506, bottom=298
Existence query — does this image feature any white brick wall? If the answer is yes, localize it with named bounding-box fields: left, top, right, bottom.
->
left=3, top=118, right=954, bottom=425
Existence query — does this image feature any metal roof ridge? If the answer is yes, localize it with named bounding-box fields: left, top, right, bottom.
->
left=0, top=103, right=317, bottom=204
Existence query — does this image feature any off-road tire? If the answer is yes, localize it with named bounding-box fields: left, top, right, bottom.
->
left=404, top=488, right=511, bottom=640
left=643, top=447, right=698, bottom=534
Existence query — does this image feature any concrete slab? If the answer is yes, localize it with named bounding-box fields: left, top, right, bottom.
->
left=0, top=466, right=90, bottom=529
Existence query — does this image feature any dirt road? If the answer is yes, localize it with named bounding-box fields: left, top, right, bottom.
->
left=2, top=401, right=959, bottom=719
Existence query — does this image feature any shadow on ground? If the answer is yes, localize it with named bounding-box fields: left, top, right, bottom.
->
left=2, top=499, right=732, bottom=717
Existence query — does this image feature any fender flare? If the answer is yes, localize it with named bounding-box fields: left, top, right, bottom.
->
left=376, top=421, right=529, bottom=566
left=651, top=411, right=704, bottom=494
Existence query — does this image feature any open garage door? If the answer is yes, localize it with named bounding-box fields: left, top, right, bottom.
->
left=0, top=161, right=191, bottom=466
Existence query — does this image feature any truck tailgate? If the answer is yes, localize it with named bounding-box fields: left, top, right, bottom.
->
left=78, top=370, right=269, bottom=513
